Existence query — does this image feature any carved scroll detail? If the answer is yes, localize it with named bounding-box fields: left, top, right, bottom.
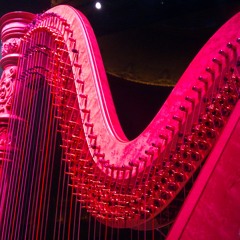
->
left=1, top=38, right=20, bottom=56
left=0, top=66, right=16, bottom=113
left=0, top=127, right=11, bottom=146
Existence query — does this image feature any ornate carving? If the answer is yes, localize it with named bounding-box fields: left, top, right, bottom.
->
left=0, top=66, right=16, bottom=113
left=0, top=126, right=11, bottom=146
left=1, top=38, right=20, bottom=56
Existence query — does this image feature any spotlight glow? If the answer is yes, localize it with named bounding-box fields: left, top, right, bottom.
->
left=95, top=2, right=102, bottom=10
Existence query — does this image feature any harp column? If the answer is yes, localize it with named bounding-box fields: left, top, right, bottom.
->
left=0, top=12, right=35, bottom=225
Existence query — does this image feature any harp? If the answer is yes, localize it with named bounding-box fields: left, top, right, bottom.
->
left=0, top=4, right=239, bottom=239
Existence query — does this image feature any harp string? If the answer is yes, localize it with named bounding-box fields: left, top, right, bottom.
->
left=13, top=37, right=33, bottom=239
left=2, top=30, right=32, bottom=239
left=13, top=28, right=43, bottom=239
left=30, top=31, right=48, bottom=239
left=0, top=62, right=10, bottom=233
left=51, top=28, right=66, bottom=239
left=0, top=77, right=10, bottom=236
left=54, top=54, right=69, bottom=240
left=1, top=23, right=60, bottom=238
left=66, top=66, right=86, bottom=240
left=34, top=30, right=54, bottom=240
left=46, top=23, right=80, bottom=240
left=0, top=127, right=8, bottom=230
left=53, top=139, right=65, bottom=240
left=19, top=28, right=43, bottom=239
left=29, top=29, right=62, bottom=239
left=42, top=38, right=60, bottom=240
left=11, top=34, right=29, bottom=238
left=24, top=29, right=47, bottom=239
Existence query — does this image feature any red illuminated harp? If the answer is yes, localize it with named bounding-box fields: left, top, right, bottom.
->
left=0, top=5, right=239, bottom=240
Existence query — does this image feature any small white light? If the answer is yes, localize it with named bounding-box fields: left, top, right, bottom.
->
left=95, top=2, right=102, bottom=10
